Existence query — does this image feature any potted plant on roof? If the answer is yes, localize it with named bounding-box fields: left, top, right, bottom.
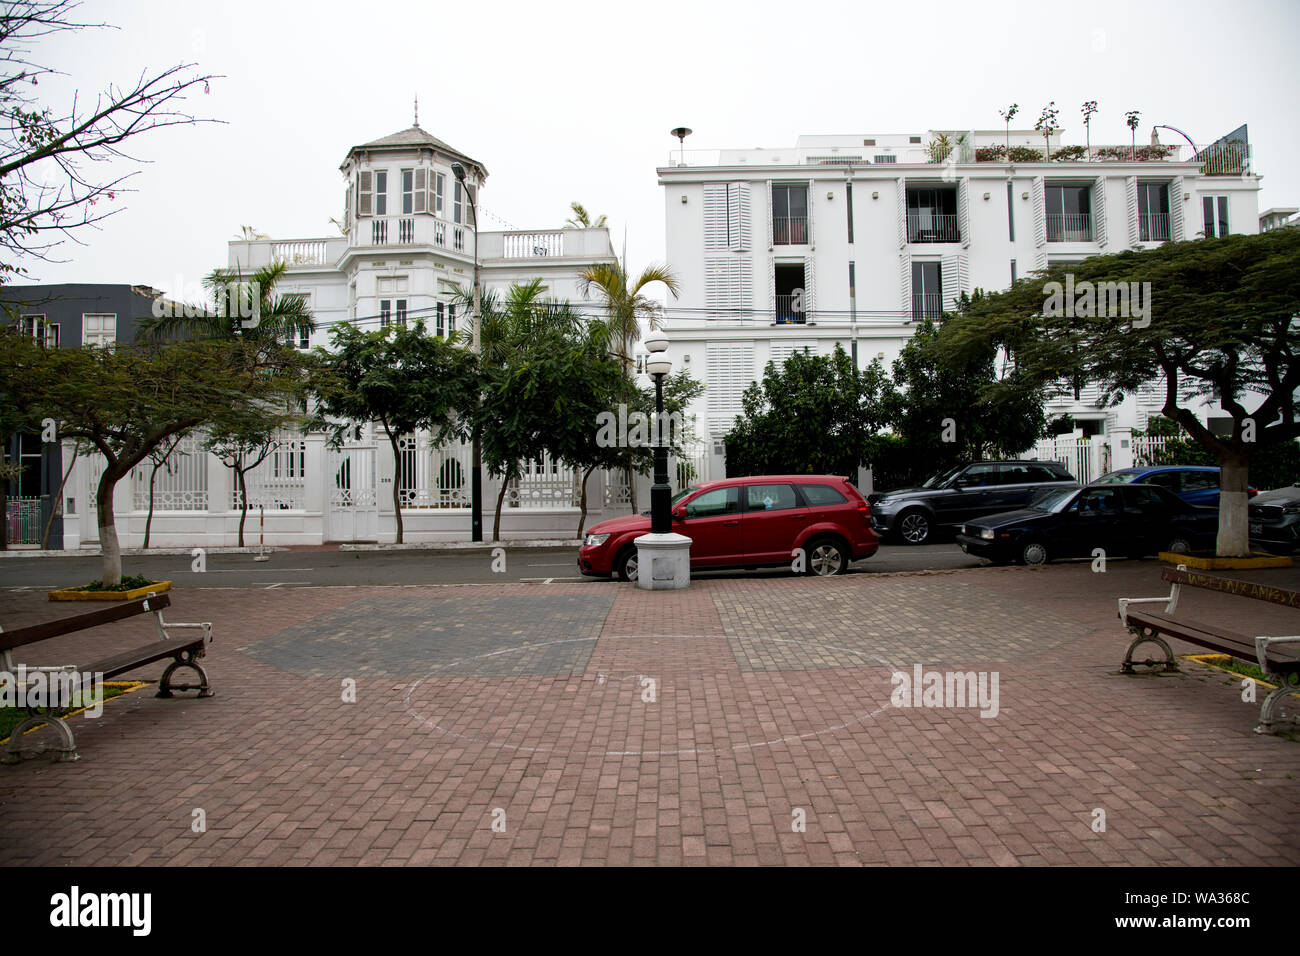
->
left=1034, top=102, right=1060, bottom=161
left=998, top=103, right=1019, bottom=156
left=1081, top=100, right=1098, bottom=160
left=1125, top=110, right=1141, bottom=161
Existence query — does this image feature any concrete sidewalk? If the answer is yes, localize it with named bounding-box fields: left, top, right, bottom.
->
left=1, top=561, right=1297, bottom=866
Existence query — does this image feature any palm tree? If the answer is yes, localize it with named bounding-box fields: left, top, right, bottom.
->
left=137, top=259, right=315, bottom=347
left=577, top=258, right=679, bottom=372
left=565, top=201, right=607, bottom=229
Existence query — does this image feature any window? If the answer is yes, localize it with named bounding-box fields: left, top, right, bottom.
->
left=19, top=314, right=57, bottom=347
left=1010, top=259, right=1017, bottom=284
left=798, top=483, right=847, bottom=506
left=453, top=181, right=462, bottom=223
left=401, top=169, right=414, bottom=215
left=1074, top=488, right=1122, bottom=513
left=373, top=170, right=388, bottom=216
left=1145, top=472, right=1180, bottom=492
left=436, top=302, right=445, bottom=337
left=1202, top=195, right=1229, bottom=237
left=961, top=464, right=999, bottom=487
left=774, top=262, right=805, bottom=324
left=772, top=184, right=808, bottom=245
left=435, top=173, right=444, bottom=215
left=685, top=486, right=740, bottom=518
left=1181, top=471, right=1218, bottom=492
left=846, top=183, right=854, bottom=243
left=448, top=304, right=456, bottom=333
left=1126, top=485, right=1169, bottom=513
left=396, top=299, right=407, bottom=326
left=379, top=299, right=391, bottom=327
left=1137, top=182, right=1170, bottom=241
left=911, top=261, right=942, bottom=320
left=82, top=313, right=116, bottom=346
left=745, top=483, right=798, bottom=512
left=906, top=187, right=959, bottom=242
left=1007, top=182, right=1015, bottom=241
left=357, top=171, right=372, bottom=216
left=1045, top=184, right=1092, bottom=241
left=282, top=294, right=309, bottom=348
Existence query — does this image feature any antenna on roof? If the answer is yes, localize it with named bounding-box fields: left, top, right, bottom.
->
left=414, top=95, right=419, bottom=128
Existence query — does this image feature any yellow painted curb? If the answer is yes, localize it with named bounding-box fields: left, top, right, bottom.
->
left=48, top=580, right=173, bottom=602
left=1159, top=552, right=1292, bottom=570
left=1184, top=653, right=1300, bottom=698
left=0, top=681, right=149, bottom=745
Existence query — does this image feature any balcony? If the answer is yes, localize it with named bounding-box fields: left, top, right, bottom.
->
left=1138, top=213, right=1170, bottom=242
left=477, top=229, right=615, bottom=261
left=1046, top=213, right=1093, bottom=243
left=774, top=295, right=806, bottom=324
left=911, top=293, right=945, bottom=321
left=907, top=213, right=959, bottom=243
left=773, top=216, right=809, bottom=245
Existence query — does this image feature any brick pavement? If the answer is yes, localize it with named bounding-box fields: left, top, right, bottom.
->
left=0, top=560, right=1297, bottom=866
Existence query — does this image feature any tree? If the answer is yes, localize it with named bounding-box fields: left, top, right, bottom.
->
left=0, top=1, right=216, bottom=281
left=1035, top=102, right=1060, bottom=161
left=724, top=346, right=890, bottom=478
left=205, top=404, right=304, bottom=547
left=1081, top=100, right=1098, bottom=160
left=1, top=334, right=307, bottom=584
left=1125, top=110, right=1141, bottom=160
left=137, top=260, right=314, bottom=347
left=578, top=257, right=679, bottom=370
left=141, top=429, right=189, bottom=549
left=310, top=320, right=477, bottom=544
left=999, top=103, right=1019, bottom=155
left=943, top=230, right=1300, bottom=555
left=565, top=201, right=606, bottom=229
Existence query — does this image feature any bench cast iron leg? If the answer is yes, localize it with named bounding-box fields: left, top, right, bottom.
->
left=1, top=709, right=79, bottom=764
left=1255, top=679, right=1298, bottom=735
left=1122, top=627, right=1179, bottom=674
left=157, top=650, right=214, bottom=699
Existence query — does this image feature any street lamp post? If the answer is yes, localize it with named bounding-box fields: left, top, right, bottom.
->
left=451, top=161, right=483, bottom=542
left=635, top=333, right=691, bottom=589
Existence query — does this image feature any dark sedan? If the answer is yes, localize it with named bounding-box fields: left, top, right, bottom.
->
left=954, top=483, right=1218, bottom=566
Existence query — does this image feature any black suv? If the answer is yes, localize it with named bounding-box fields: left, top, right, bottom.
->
left=1249, top=486, right=1300, bottom=554
left=870, top=460, right=1078, bottom=545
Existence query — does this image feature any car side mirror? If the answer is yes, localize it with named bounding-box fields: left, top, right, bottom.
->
left=672, top=505, right=687, bottom=520
left=950, top=477, right=965, bottom=489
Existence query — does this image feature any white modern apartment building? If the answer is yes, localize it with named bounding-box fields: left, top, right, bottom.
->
left=657, top=125, right=1262, bottom=482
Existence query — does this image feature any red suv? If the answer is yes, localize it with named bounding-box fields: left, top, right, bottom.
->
left=577, top=475, right=879, bottom=581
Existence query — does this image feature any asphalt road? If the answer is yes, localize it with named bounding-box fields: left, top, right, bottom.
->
left=0, top=542, right=988, bottom=590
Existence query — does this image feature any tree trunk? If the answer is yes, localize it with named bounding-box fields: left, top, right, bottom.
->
left=388, top=433, right=404, bottom=544
left=143, top=460, right=158, bottom=549
left=626, top=464, right=637, bottom=513
left=96, top=468, right=125, bottom=587
left=236, top=465, right=249, bottom=547
left=577, top=464, right=595, bottom=538
left=1217, top=448, right=1251, bottom=557
left=493, top=474, right=510, bottom=542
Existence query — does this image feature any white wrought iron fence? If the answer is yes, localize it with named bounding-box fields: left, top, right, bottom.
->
left=5, top=496, right=44, bottom=545
left=232, top=435, right=309, bottom=510
left=132, top=434, right=209, bottom=511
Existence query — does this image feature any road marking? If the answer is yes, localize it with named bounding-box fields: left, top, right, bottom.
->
left=526, top=562, right=574, bottom=567
left=206, top=568, right=314, bottom=573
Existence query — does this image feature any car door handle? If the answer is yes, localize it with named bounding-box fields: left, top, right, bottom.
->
left=723, top=519, right=739, bottom=526
left=789, top=513, right=808, bottom=520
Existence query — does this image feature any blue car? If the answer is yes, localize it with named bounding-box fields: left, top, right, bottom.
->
left=1092, top=466, right=1256, bottom=508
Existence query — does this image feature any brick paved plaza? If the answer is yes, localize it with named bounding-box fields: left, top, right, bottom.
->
left=1, top=562, right=1297, bottom=866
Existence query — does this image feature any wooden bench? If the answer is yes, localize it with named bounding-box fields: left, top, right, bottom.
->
left=1, top=592, right=213, bottom=763
left=1118, top=565, right=1300, bottom=734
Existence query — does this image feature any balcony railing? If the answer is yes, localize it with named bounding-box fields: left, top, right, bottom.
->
left=271, top=240, right=328, bottom=266
left=774, top=295, right=806, bottom=324
left=1138, top=213, right=1170, bottom=242
left=1046, top=213, right=1093, bottom=242
left=773, top=216, right=809, bottom=245
left=907, top=213, right=959, bottom=243
left=911, top=293, right=945, bottom=321
left=502, top=231, right=564, bottom=258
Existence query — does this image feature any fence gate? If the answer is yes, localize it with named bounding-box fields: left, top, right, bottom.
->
left=326, top=445, right=378, bottom=541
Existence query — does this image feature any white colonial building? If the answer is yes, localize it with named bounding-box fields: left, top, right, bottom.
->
left=49, top=123, right=666, bottom=550
left=656, top=125, right=1262, bottom=485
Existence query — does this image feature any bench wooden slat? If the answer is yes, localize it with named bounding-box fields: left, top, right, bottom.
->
left=0, top=593, right=172, bottom=653
left=1128, top=609, right=1300, bottom=673
left=82, top=638, right=206, bottom=681
left=1161, top=567, right=1300, bottom=608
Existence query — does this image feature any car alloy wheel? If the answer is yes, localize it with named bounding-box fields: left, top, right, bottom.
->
left=806, top=538, right=848, bottom=576
left=898, top=510, right=930, bottom=545
left=1021, top=541, right=1049, bottom=566
left=617, top=549, right=639, bottom=582
left=1166, top=537, right=1192, bottom=554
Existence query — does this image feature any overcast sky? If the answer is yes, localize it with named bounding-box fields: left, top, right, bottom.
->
left=19, top=0, right=1300, bottom=300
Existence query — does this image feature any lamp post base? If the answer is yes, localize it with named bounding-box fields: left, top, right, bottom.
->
left=634, top=532, right=692, bottom=590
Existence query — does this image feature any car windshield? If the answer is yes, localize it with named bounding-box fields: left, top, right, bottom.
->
left=1030, top=487, right=1078, bottom=513
left=921, top=466, right=964, bottom=489
left=641, top=487, right=697, bottom=515
left=1093, top=471, right=1138, bottom=485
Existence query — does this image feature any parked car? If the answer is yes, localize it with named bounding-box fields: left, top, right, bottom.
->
left=954, top=482, right=1218, bottom=566
left=577, top=475, right=879, bottom=580
left=1249, top=485, right=1300, bottom=554
left=869, top=460, right=1077, bottom=545
left=1091, top=465, right=1256, bottom=508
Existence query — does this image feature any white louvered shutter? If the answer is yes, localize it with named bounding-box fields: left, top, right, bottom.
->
left=803, top=255, right=815, bottom=322
left=1126, top=177, right=1139, bottom=246
left=414, top=168, right=427, bottom=214
left=728, top=183, right=750, bottom=251
left=357, top=171, right=372, bottom=217
left=1168, top=176, right=1184, bottom=241
left=899, top=254, right=911, bottom=315
left=766, top=181, right=774, bottom=248
left=1031, top=176, right=1046, bottom=249
left=705, top=257, right=751, bottom=320
left=896, top=178, right=907, bottom=248
left=770, top=341, right=815, bottom=368
left=1092, top=177, right=1107, bottom=247
left=704, top=184, right=728, bottom=250
left=941, top=255, right=969, bottom=312
left=706, top=343, right=755, bottom=439
left=958, top=180, right=971, bottom=248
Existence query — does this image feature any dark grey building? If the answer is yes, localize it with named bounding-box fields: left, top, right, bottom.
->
left=1, top=283, right=168, bottom=548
